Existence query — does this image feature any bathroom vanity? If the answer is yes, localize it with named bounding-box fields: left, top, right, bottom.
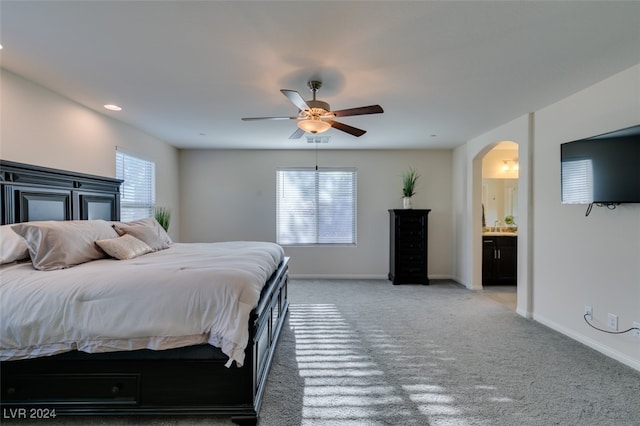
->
left=482, top=234, right=517, bottom=285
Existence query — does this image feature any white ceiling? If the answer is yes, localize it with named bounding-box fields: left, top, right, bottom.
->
left=1, top=1, right=639, bottom=150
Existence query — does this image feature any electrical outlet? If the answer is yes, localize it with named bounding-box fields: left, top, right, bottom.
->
left=633, top=322, right=640, bottom=338
left=607, top=313, right=618, bottom=331
left=584, top=306, right=593, bottom=321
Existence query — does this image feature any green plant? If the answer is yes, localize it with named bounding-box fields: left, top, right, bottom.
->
left=154, top=206, right=171, bottom=232
left=402, top=167, right=420, bottom=198
left=504, top=215, right=515, bottom=225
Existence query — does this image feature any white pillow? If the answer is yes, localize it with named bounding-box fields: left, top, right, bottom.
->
left=112, top=217, right=173, bottom=251
left=0, top=225, right=29, bottom=264
left=95, top=234, right=153, bottom=260
left=12, top=220, right=119, bottom=271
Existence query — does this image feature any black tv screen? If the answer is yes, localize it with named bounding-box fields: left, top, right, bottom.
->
left=561, top=124, right=640, bottom=204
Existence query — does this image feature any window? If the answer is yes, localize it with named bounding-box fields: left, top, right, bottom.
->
left=115, top=150, right=155, bottom=221
left=277, top=168, right=357, bottom=245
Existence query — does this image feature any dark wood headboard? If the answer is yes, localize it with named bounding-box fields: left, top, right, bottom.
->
left=0, top=160, right=123, bottom=225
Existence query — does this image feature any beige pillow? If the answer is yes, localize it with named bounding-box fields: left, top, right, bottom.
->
left=95, top=234, right=153, bottom=260
left=112, top=217, right=172, bottom=251
left=1, top=225, right=29, bottom=264
left=12, top=220, right=119, bottom=271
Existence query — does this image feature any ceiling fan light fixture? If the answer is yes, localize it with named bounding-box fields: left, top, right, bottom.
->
left=298, top=118, right=331, bottom=134
left=243, top=80, right=383, bottom=138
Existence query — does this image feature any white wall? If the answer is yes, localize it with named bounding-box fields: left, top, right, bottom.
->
left=179, top=149, right=453, bottom=279
left=454, top=64, right=640, bottom=371
left=451, top=143, right=469, bottom=286
left=532, top=64, right=640, bottom=370
left=452, top=114, right=531, bottom=301
left=0, top=70, right=181, bottom=240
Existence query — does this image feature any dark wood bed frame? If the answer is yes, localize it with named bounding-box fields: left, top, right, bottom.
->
left=0, top=160, right=289, bottom=425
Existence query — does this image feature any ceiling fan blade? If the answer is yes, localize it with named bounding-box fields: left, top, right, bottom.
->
left=331, top=105, right=384, bottom=117
left=288, top=128, right=305, bottom=139
left=281, top=89, right=310, bottom=111
left=326, top=120, right=367, bottom=137
left=241, top=116, right=298, bottom=121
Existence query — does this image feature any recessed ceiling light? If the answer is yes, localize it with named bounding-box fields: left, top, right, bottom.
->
left=104, top=104, right=122, bottom=111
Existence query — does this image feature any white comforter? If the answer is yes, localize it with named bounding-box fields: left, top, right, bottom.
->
left=0, top=241, right=284, bottom=367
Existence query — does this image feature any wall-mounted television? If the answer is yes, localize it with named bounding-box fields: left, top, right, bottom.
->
left=561, top=124, right=640, bottom=206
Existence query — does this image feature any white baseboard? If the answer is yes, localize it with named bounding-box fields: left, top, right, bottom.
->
left=289, top=274, right=388, bottom=280
left=289, top=274, right=455, bottom=280
left=533, top=313, right=640, bottom=373
left=428, top=274, right=455, bottom=280
left=516, top=307, right=533, bottom=319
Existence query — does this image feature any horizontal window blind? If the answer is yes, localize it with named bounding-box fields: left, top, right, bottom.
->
left=277, top=168, right=356, bottom=245
left=116, top=150, right=155, bottom=221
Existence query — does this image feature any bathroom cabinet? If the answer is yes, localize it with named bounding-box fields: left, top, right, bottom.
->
left=482, top=235, right=517, bottom=285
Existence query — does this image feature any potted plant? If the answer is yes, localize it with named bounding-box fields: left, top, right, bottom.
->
left=504, top=215, right=517, bottom=232
left=154, top=206, right=171, bottom=232
left=402, top=167, right=419, bottom=209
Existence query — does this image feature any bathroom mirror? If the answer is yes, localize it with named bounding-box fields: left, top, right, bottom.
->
left=482, top=179, right=518, bottom=227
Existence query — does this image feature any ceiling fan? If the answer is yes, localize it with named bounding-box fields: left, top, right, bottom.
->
left=241, top=80, right=384, bottom=139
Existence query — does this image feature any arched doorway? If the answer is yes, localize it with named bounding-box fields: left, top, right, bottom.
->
left=480, top=141, right=519, bottom=310
left=466, top=117, right=532, bottom=317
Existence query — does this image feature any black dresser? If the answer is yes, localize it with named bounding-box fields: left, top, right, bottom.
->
left=388, top=209, right=431, bottom=285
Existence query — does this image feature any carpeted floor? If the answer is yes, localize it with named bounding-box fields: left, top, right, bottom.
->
left=6, top=279, right=640, bottom=425
left=259, top=280, right=640, bottom=426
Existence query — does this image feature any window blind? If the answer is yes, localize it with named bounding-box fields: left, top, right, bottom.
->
left=116, top=150, right=156, bottom=221
left=277, top=168, right=357, bottom=245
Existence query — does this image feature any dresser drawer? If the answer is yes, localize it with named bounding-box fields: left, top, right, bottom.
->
left=396, top=261, right=426, bottom=274
left=398, top=241, right=424, bottom=253
left=396, top=215, right=425, bottom=227
left=2, top=373, right=139, bottom=405
left=397, top=227, right=424, bottom=241
left=398, top=250, right=425, bottom=263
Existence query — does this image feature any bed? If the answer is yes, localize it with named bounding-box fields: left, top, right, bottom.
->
left=0, top=160, right=289, bottom=425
